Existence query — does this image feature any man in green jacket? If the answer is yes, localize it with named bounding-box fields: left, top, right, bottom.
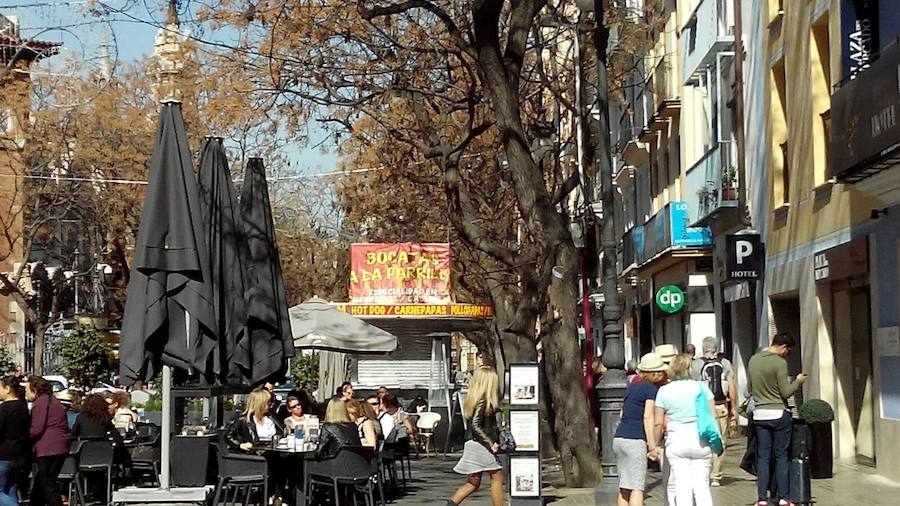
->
left=748, top=333, right=808, bottom=506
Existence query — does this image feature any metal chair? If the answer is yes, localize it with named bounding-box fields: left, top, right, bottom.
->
left=78, top=438, right=115, bottom=504
left=305, top=446, right=380, bottom=506
left=383, top=437, right=412, bottom=490
left=128, top=433, right=161, bottom=487
left=414, top=411, right=442, bottom=457
left=211, top=443, right=268, bottom=506
left=58, top=440, right=87, bottom=506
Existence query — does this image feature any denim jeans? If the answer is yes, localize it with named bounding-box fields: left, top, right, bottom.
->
left=0, top=460, right=19, bottom=506
left=754, top=411, right=792, bottom=501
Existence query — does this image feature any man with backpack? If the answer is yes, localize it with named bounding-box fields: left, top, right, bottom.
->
left=698, top=336, right=737, bottom=487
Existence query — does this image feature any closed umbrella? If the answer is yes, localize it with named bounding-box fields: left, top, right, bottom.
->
left=289, top=297, right=398, bottom=354
left=118, top=102, right=215, bottom=491
left=119, top=102, right=216, bottom=385
left=197, top=137, right=251, bottom=385
left=240, top=157, right=294, bottom=383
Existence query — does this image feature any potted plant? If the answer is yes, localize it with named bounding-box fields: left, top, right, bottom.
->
left=799, top=399, right=835, bottom=478
left=721, top=166, right=737, bottom=200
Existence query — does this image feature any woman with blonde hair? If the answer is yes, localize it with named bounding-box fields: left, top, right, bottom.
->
left=315, top=399, right=361, bottom=457
left=226, top=389, right=284, bottom=452
left=448, top=366, right=503, bottom=506
left=650, top=354, right=717, bottom=506
left=346, top=399, right=379, bottom=448
left=612, top=353, right=668, bottom=506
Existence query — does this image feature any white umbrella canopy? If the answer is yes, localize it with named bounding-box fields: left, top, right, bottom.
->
left=289, top=297, right=398, bottom=354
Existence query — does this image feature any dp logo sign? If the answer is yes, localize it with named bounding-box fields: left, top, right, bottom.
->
left=655, top=285, right=685, bottom=314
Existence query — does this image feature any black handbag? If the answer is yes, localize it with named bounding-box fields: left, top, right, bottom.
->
left=495, top=413, right=516, bottom=453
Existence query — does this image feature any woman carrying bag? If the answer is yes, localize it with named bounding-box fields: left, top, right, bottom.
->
left=447, top=366, right=503, bottom=506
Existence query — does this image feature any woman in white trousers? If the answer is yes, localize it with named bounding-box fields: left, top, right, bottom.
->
left=650, top=354, right=716, bottom=506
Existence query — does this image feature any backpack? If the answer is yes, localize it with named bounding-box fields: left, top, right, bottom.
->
left=700, top=357, right=727, bottom=402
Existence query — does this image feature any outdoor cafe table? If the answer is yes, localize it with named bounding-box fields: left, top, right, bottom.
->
left=250, top=443, right=317, bottom=506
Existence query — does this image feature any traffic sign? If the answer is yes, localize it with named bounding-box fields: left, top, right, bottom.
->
left=655, top=285, right=685, bottom=313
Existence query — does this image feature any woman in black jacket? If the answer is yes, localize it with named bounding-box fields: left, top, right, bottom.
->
left=226, top=389, right=285, bottom=452
left=448, top=367, right=503, bottom=506
left=315, top=399, right=361, bottom=458
left=72, top=394, right=130, bottom=485
left=0, top=375, right=29, bottom=506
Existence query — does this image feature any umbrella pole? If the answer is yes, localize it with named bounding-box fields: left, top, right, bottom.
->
left=160, top=364, right=172, bottom=489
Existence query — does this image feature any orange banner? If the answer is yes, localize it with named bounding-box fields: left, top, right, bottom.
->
left=349, top=243, right=451, bottom=303
left=335, top=303, right=493, bottom=318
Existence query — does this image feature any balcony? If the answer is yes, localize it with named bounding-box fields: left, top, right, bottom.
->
left=684, top=141, right=739, bottom=226
left=650, top=57, right=680, bottom=123
left=625, top=202, right=712, bottom=268
left=681, top=0, right=734, bottom=85
left=830, top=38, right=900, bottom=183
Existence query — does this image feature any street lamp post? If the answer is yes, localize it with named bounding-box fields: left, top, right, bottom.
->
left=574, top=0, right=627, bottom=495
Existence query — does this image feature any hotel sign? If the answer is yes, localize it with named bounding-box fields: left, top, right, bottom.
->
left=830, top=40, right=900, bottom=182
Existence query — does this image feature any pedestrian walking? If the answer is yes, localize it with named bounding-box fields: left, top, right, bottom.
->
left=650, top=354, right=716, bottom=506
left=25, top=376, right=70, bottom=506
left=748, top=333, right=807, bottom=506
left=697, top=337, right=737, bottom=487
left=613, top=353, right=668, bottom=506
left=0, top=375, right=30, bottom=506
left=654, top=343, right=679, bottom=506
left=448, top=366, right=503, bottom=506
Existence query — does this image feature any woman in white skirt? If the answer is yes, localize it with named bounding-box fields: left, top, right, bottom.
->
left=448, top=366, right=503, bottom=506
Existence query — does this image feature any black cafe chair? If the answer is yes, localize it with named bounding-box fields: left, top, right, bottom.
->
left=58, top=440, right=87, bottom=506
left=78, top=438, right=115, bottom=504
left=211, top=443, right=269, bottom=506
left=305, top=446, right=381, bottom=506
left=129, top=433, right=161, bottom=487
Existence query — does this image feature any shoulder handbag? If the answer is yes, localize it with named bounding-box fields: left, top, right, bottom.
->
left=694, top=382, right=724, bottom=455
left=495, top=412, right=516, bottom=453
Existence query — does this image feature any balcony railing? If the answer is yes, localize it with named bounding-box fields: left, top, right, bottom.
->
left=651, top=57, right=680, bottom=118
left=626, top=202, right=712, bottom=268
left=684, top=141, right=738, bottom=225
left=681, top=0, right=734, bottom=85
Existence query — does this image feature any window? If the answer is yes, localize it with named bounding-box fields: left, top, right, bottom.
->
left=780, top=142, right=790, bottom=203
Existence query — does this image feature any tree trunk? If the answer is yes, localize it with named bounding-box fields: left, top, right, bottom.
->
left=544, top=242, right=603, bottom=486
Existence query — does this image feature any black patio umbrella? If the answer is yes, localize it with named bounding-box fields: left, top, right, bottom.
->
left=119, top=102, right=216, bottom=386
left=239, top=157, right=294, bottom=383
left=197, top=137, right=252, bottom=385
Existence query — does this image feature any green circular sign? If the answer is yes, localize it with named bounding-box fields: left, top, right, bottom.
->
left=655, top=285, right=685, bottom=313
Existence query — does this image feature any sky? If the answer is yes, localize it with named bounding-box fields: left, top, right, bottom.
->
left=0, top=0, right=340, bottom=174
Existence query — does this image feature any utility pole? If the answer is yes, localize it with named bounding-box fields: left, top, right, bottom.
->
left=577, top=0, right=626, bottom=495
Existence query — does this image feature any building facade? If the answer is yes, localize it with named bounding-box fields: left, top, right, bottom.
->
left=762, top=0, right=900, bottom=481
left=0, top=15, right=58, bottom=367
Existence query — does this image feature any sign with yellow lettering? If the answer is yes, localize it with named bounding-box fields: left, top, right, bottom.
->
left=349, top=243, right=451, bottom=303
left=334, top=304, right=493, bottom=318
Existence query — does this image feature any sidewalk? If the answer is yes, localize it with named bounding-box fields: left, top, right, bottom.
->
left=393, top=440, right=900, bottom=505
left=544, top=439, right=900, bottom=505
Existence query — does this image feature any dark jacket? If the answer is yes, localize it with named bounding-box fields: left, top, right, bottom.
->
left=226, top=415, right=284, bottom=451
left=465, top=399, right=498, bottom=452
left=29, top=394, right=71, bottom=457
left=0, top=399, right=30, bottom=467
left=72, top=414, right=125, bottom=447
left=315, top=422, right=361, bottom=458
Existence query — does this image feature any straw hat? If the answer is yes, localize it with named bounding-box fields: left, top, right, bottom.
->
left=55, top=389, right=76, bottom=404
left=637, top=353, right=667, bottom=373
left=654, top=344, right=679, bottom=364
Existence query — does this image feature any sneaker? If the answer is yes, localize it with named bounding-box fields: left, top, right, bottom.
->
left=756, top=501, right=768, bottom=506
left=711, top=479, right=721, bottom=487
left=778, top=501, right=793, bottom=506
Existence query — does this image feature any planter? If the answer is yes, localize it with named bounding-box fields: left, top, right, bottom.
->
left=721, top=186, right=737, bottom=200
left=808, top=422, right=833, bottom=479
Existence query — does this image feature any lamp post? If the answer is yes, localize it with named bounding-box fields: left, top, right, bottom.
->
left=574, top=0, right=626, bottom=495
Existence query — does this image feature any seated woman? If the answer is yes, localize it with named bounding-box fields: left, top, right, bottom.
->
left=283, top=395, right=310, bottom=432
left=72, top=394, right=130, bottom=486
left=108, top=392, right=139, bottom=435
left=227, top=389, right=284, bottom=452
left=347, top=399, right=379, bottom=448
left=315, top=399, right=361, bottom=457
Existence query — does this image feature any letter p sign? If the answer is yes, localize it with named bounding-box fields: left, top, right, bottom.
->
left=655, top=285, right=685, bottom=314
left=736, top=240, right=753, bottom=265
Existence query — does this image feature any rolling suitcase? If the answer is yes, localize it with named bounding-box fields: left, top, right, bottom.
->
left=789, top=456, right=812, bottom=504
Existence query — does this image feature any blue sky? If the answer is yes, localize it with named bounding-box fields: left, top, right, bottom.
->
left=1, top=0, right=339, bottom=174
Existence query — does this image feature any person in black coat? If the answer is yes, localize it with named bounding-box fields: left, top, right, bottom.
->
left=315, top=399, right=361, bottom=458
left=226, top=390, right=285, bottom=452
left=71, top=394, right=130, bottom=487
left=0, top=375, right=30, bottom=506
